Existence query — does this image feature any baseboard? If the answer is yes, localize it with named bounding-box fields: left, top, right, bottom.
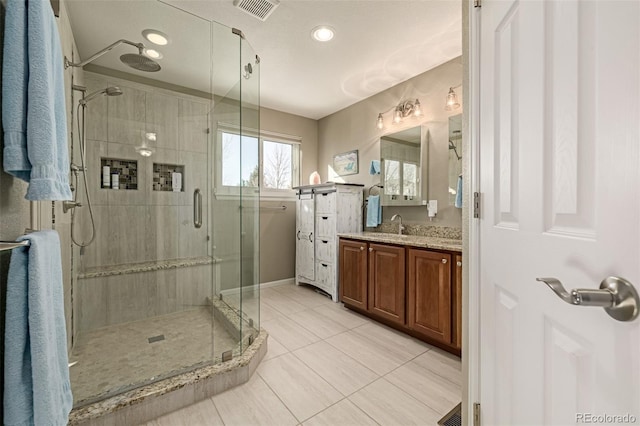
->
left=218, top=278, right=294, bottom=298
left=260, top=278, right=295, bottom=288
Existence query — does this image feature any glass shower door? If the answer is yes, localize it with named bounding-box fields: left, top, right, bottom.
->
left=239, top=34, right=261, bottom=350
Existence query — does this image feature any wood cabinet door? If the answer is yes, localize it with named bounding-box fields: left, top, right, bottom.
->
left=368, top=243, right=405, bottom=325
left=453, top=254, right=462, bottom=349
left=339, top=239, right=368, bottom=309
left=407, top=249, right=452, bottom=343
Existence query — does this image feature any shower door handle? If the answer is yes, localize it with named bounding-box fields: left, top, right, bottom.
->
left=194, top=189, right=202, bottom=228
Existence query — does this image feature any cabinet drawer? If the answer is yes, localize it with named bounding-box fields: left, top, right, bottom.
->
left=316, top=214, right=335, bottom=238
left=316, top=238, right=335, bottom=262
left=316, top=261, right=334, bottom=291
left=315, top=191, right=336, bottom=213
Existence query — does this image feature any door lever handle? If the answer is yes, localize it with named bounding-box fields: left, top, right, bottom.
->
left=536, top=276, right=640, bottom=322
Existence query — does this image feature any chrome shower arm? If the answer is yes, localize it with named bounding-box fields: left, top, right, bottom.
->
left=64, top=39, right=144, bottom=69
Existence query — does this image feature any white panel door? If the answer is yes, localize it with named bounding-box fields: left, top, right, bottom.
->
left=296, top=194, right=315, bottom=282
left=478, top=1, right=640, bottom=424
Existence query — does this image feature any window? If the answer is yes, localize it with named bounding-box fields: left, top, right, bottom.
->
left=263, top=140, right=299, bottom=190
left=221, top=131, right=259, bottom=187
left=217, top=125, right=300, bottom=198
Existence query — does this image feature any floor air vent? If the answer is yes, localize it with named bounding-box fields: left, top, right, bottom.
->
left=233, top=0, right=279, bottom=21
left=438, top=403, right=462, bottom=426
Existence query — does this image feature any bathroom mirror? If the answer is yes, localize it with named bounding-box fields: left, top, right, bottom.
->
left=448, top=114, right=462, bottom=206
left=379, top=126, right=426, bottom=206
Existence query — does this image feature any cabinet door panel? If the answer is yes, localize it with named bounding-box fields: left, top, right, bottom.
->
left=339, top=239, right=368, bottom=309
left=368, top=243, right=405, bottom=325
left=407, top=249, right=451, bottom=343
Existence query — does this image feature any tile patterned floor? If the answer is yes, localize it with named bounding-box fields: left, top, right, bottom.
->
left=143, top=283, right=462, bottom=426
left=70, top=307, right=238, bottom=406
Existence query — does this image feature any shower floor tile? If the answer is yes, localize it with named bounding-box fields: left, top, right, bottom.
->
left=70, top=307, right=238, bottom=406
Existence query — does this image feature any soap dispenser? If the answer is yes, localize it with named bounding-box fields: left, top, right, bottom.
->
left=427, top=200, right=438, bottom=221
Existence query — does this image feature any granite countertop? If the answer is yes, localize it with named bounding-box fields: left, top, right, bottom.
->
left=338, top=232, right=462, bottom=252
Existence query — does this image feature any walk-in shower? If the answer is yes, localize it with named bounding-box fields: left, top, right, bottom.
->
left=64, top=0, right=262, bottom=413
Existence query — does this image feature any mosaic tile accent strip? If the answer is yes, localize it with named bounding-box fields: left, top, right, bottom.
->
left=153, top=163, right=185, bottom=192
left=101, top=158, right=138, bottom=190
left=78, top=256, right=215, bottom=279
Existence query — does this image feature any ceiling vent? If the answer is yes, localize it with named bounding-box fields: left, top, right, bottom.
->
left=233, top=0, right=280, bottom=21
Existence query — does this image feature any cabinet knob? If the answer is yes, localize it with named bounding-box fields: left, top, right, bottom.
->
left=369, top=247, right=373, bottom=252
left=457, top=261, right=462, bottom=267
left=360, top=246, right=364, bottom=251
left=442, top=259, right=448, bottom=264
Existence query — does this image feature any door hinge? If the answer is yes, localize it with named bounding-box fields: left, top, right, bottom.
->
left=474, top=402, right=481, bottom=426
left=474, top=0, right=481, bottom=7
left=473, top=192, right=481, bottom=218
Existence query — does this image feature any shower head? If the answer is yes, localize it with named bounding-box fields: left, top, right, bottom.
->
left=80, top=86, right=123, bottom=105
left=120, top=53, right=161, bottom=72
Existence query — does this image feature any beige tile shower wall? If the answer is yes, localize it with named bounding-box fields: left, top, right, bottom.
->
left=317, top=57, right=463, bottom=228
left=78, top=72, right=211, bottom=270
left=55, top=0, right=83, bottom=352
left=76, top=265, right=213, bottom=332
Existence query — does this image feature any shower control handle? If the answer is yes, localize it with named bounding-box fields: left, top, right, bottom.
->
left=194, top=189, right=202, bottom=229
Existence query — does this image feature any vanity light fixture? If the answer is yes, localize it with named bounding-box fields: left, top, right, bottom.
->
left=376, top=99, right=422, bottom=130
left=142, top=29, right=170, bottom=46
left=311, top=25, right=335, bottom=42
left=445, top=85, right=462, bottom=111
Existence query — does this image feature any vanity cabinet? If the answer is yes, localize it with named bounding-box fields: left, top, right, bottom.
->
left=453, top=254, right=462, bottom=349
left=339, top=240, right=405, bottom=324
left=368, top=243, right=405, bottom=325
left=407, top=249, right=451, bottom=343
left=339, top=237, right=461, bottom=355
left=338, top=239, right=368, bottom=310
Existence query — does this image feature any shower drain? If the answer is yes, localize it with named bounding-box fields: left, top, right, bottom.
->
left=148, top=334, right=165, bottom=344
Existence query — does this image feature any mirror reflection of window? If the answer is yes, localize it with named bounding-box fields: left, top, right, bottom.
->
left=384, top=159, right=400, bottom=195
left=403, top=162, right=418, bottom=198
left=448, top=114, right=463, bottom=205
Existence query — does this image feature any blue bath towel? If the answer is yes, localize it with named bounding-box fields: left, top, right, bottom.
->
left=369, top=160, right=381, bottom=175
left=366, top=195, right=382, bottom=227
left=2, top=0, right=72, bottom=201
left=455, top=175, right=463, bottom=208
left=4, top=230, right=73, bottom=426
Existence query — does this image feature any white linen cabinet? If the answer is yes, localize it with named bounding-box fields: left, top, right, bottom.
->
left=295, top=183, right=363, bottom=301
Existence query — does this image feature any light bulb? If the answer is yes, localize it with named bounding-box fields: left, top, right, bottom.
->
left=142, top=29, right=170, bottom=46
left=376, top=113, right=384, bottom=129
left=144, top=49, right=163, bottom=59
left=445, top=88, right=460, bottom=111
left=413, top=99, right=422, bottom=116
left=393, top=107, right=402, bottom=124
left=311, top=26, right=335, bottom=42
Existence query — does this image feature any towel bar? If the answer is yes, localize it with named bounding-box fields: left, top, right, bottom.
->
left=0, top=241, right=30, bottom=252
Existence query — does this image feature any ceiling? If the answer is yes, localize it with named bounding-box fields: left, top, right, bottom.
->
left=65, top=0, right=461, bottom=120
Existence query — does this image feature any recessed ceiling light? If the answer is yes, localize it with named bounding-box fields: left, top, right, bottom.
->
left=142, top=29, right=170, bottom=46
left=144, top=49, right=163, bottom=59
left=311, top=25, right=334, bottom=42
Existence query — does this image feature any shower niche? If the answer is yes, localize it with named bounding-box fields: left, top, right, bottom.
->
left=153, top=163, right=184, bottom=192
left=100, top=158, right=138, bottom=190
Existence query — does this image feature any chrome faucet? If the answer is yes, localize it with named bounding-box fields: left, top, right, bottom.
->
left=390, top=214, right=405, bottom=235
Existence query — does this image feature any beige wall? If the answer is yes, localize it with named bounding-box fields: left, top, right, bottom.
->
left=318, top=57, right=463, bottom=228
left=259, top=107, right=318, bottom=283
